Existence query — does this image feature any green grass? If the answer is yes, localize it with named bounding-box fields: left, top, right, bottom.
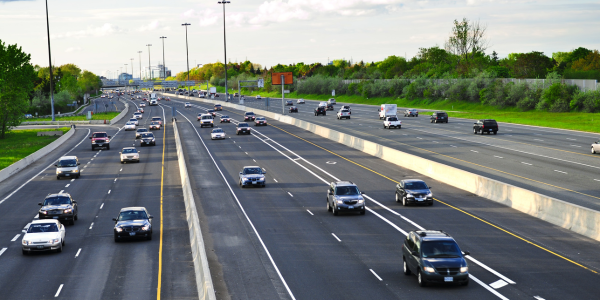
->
left=32, top=112, right=121, bottom=121
left=0, top=128, right=71, bottom=170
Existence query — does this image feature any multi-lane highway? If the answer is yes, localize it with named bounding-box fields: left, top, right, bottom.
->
left=158, top=93, right=600, bottom=299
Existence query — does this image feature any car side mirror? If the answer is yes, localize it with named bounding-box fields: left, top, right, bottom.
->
left=463, top=251, right=470, bottom=256
left=55, top=164, right=58, bottom=167
left=89, top=137, right=92, bottom=139
left=73, top=200, right=77, bottom=203
left=149, top=215, right=154, bottom=219
left=411, top=251, right=419, bottom=256
left=112, top=218, right=117, bottom=221
left=119, top=152, right=122, bottom=154
left=108, top=136, right=112, bottom=138
left=77, top=163, right=80, bottom=165
left=38, top=202, right=42, bottom=205
left=22, top=230, right=27, bottom=234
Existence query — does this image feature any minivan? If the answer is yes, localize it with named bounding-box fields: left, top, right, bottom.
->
left=55, top=156, right=80, bottom=179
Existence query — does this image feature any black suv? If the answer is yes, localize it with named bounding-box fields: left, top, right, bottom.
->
left=314, top=106, right=327, bottom=116
left=402, top=230, right=469, bottom=287
left=326, top=181, right=366, bottom=215
left=38, top=193, right=78, bottom=225
left=430, top=112, right=448, bottom=123
left=395, top=179, right=433, bottom=206
left=473, top=119, right=498, bottom=135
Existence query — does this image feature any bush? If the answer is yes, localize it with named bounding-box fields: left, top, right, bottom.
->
left=516, top=96, right=538, bottom=111
left=582, top=90, right=600, bottom=112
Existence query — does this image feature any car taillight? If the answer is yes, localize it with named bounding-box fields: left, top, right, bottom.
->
left=482, top=125, right=485, bottom=129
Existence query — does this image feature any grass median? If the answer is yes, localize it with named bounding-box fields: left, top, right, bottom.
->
left=0, top=128, right=71, bottom=171
left=32, top=111, right=120, bottom=122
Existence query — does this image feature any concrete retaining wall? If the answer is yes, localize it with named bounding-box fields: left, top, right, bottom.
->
left=172, top=93, right=600, bottom=242
left=110, top=99, right=129, bottom=125
left=0, top=128, right=75, bottom=183
left=173, top=120, right=217, bottom=300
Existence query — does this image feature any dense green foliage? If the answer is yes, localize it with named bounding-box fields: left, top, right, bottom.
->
left=0, top=128, right=70, bottom=169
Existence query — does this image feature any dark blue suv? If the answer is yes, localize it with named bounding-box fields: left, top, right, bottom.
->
left=402, top=230, right=470, bottom=287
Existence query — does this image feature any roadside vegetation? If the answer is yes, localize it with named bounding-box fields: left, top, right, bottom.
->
left=0, top=128, right=71, bottom=170
left=31, top=111, right=120, bottom=122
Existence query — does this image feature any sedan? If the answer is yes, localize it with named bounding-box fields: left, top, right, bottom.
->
left=211, top=128, right=226, bottom=140
left=236, top=123, right=251, bottom=135
left=151, top=116, right=162, bottom=125
left=404, top=109, right=419, bottom=117
left=113, top=207, right=153, bottom=242
left=124, top=122, right=136, bottom=131
left=120, top=147, right=140, bottom=163
left=326, top=104, right=334, bottom=111
left=285, top=100, right=294, bottom=106
left=22, top=220, right=66, bottom=254
left=185, top=102, right=191, bottom=108
left=238, top=166, right=266, bottom=188
left=256, top=95, right=262, bottom=99
left=133, top=112, right=143, bottom=119
left=138, top=108, right=144, bottom=113
left=592, top=140, right=600, bottom=154
left=136, top=128, right=148, bottom=138
left=255, top=117, right=268, bottom=126
left=129, top=118, right=139, bottom=126
left=207, top=109, right=216, bottom=117
left=220, top=115, right=231, bottom=123
left=289, top=106, right=298, bottom=113
left=395, top=179, right=433, bottom=206
left=38, top=193, right=78, bottom=225
left=139, top=133, right=156, bottom=146
left=244, top=112, right=256, bottom=121
left=297, top=99, right=305, bottom=104
left=214, top=104, right=222, bottom=111
left=149, top=121, right=161, bottom=130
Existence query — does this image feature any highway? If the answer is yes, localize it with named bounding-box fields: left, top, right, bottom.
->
left=158, top=94, right=600, bottom=299
left=0, top=95, right=196, bottom=299
left=188, top=93, right=600, bottom=212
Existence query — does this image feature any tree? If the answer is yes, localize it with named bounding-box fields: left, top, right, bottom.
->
left=444, top=18, right=490, bottom=65
left=571, top=50, right=600, bottom=71
left=502, top=51, right=554, bottom=78
left=0, top=40, right=36, bottom=138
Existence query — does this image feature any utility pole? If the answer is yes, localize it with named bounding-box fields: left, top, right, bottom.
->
left=182, top=23, right=191, bottom=94
left=45, top=0, right=56, bottom=121
left=146, top=44, right=152, bottom=80
left=218, top=1, right=230, bottom=97
left=160, top=36, right=167, bottom=80
left=138, top=51, right=142, bottom=79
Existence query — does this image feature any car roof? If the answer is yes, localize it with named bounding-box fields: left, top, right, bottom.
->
left=243, top=166, right=260, bottom=169
left=31, top=219, right=61, bottom=225
left=59, top=156, right=77, bottom=160
left=245, top=111, right=255, bottom=114
left=201, top=114, right=212, bottom=116
left=45, top=192, right=71, bottom=198
left=136, top=128, right=147, bottom=131
left=332, top=181, right=356, bottom=187
left=152, top=116, right=162, bottom=118
left=413, top=230, right=455, bottom=242
left=122, top=147, right=137, bottom=150
left=238, top=122, right=248, bottom=125
left=119, top=207, right=147, bottom=212
left=92, top=131, right=107, bottom=134
left=401, top=179, right=426, bottom=184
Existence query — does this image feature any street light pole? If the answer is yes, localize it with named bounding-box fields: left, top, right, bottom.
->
left=146, top=44, right=152, bottom=80
left=45, top=0, right=56, bottom=121
left=218, top=1, right=230, bottom=99
left=181, top=23, right=191, bottom=94
left=160, top=36, right=167, bottom=81
left=138, top=51, right=142, bottom=79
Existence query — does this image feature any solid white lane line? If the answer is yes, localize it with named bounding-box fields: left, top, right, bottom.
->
left=287, top=192, right=293, bottom=197
left=75, top=248, right=82, bottom=258
left=54, top=284, right=64, bottom=297
left=11, top=234, right=20, bottom=241
left=470, top=150, right=479, bottom=153
left=34, top=214, right=39, bottom=219
left=100, top=203, right=104, bottom=209
left=450, top=145, right=457, bottom=147
left=494, top=156, right=503, bottom=158
left=490, top=279, right=508, bottom=289
left=0, top=248, right=7, bottom=257
left=521, top=162, right=532, bottom=165
left=65, top=184, right=70, bottom=188
left=89, top=222, right=94, bottom=230
left=369, top=269, right=383, bottom=281
left=470, top=275, right=509, bottom=300
left=594, top=179, right=600, bottom=182
left=554, top=170, right=568, bottom=174
left=108, top=190, right=111, bottom=194
left=273, top=178, right=278, bottom=182
left=566, top=138, right=576, bottom=141
left=59, top=190, right=64, bottom=193
left=534, top=139, right=544, bottom=141
left=306, top=210, right=313, bottom=215
left=466, top=255, right=516, bottom=284
left=570, top=144, right=581, bottom=147
left=331, top=233, right=341, bottom=242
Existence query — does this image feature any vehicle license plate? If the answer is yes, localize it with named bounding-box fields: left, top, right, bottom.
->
left=444, top=277, right=453, bottom=282
left=129, top=232, right=136, bottom=236
left=348, top=206, right=354, bottom=209
left=146, top=142, right=150, bottom=144
left=65, top=174, right=70, bottom=176
left=417, top=198, right=423, bottom=201
left=37, top=246, right=44, bottom=249
left=489, top=129, right=492, bottom=131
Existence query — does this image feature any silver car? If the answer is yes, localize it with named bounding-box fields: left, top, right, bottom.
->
left=238, top=166, right=266, bottom=188
left=129, top=118, right=139, bottom=126
left=328, top=98, right=336, bottom=105
left=120, top=147, right=140, bottom=163
left=592, top=140, right=600, bottom=154
left=211, top=128, right=226, bottom=140
left=297, top=99, right=305, bottom=104
left=404, top=109, right=419, bottom=117
left=55, top=156, right=80, bottom=179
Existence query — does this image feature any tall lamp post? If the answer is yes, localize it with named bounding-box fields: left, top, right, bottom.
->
left=130, top=58, right=134, bottom=83
left=45, top=0, right=56, bottom=121
left=218, top=1, right=230, bottom=99
left=146, top=44, right=152, bottom=81
left=181, top=23, right=191, bottom=94
left=124, top=64, right=128, bottom=91
left=160, top=36, right=167, bottom=82
left=137, top=51, right=142, bottom=80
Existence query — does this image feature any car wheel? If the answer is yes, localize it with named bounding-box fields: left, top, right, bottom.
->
left=74, top=214, right=78, bottom=221
left=324, top=113, right=326, bottom=116
left=114, top=234, right=120, bottom=243
left=22, top=250, right=28, bottom=255
left=91, top=146, right=95, bottom=151
left=77, top=174, right=81, bottom=179
left=348, top=117, right=350, bottom=119
left=418, top=271, right=427, bottom=287
left=383, top=124, right=386, bottom=129
left=395, top=193, right=400, bottom=202
left=403, top=259, right=412, bottom=275
left=147, top=234, right=152, bottom=241
left=473, top=128, right=477, bottom=134
left=402, top=196, right=407, bottom=206
left=360, top=210, right=365, bottom=215
left=399, top=126, right=401, bottom=129
left=493, top=131, right=497, bottom=135
left=107, top=145, right=110, bottom=150
left=592, top=147, right=596, bottom=154
left=120, top=161, right=124, bottom=164
left=57, top=176, right=60, bottom=180
left=332, top=205, right=338, bottom=215
left=429, top=201, right=433, bottom=206
left=57, top=243, right=63, bottom=253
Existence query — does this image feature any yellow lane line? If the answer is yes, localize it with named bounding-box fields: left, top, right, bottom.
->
left=269, top=123, right=599, bottom=274
left=157, top=119, right=166, bottom=299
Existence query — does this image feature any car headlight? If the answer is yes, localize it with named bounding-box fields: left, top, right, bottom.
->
left=115, top=227, right=123, bottom=232
left=141, top=225, right=150, bottom=231
left=424, top=266, right=436, bottom=273
left=50, top=238, right=60, bottom=244
left=406, top=193, right=413, bottom=198
left=91, top=140, right=96, bottom=144
left=426, top=192, right=433, bottom=197
left=63, top=208, right=72, bottom=213
left=152, top=138, right=155, bottom=141
left=22, top=240, right=31, bottom=245
left=40, top=210, right=47, bottom=214
left=73, top=170, right=79, bottom=173
left=258, top=177, right=264, bottom=181
left=358, top=200, right=364, bottom=204
left=57, top=170, right=62, bottom=174
left=242, top=178, right=249, bottom=181
left=460, top=267, right=468, bottom=273
left=336, top=200, right=343, bottom=204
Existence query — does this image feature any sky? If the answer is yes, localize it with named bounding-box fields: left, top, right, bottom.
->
left=1, top=0, right=599, bottom=79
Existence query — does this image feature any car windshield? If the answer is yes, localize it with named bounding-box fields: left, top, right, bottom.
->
left=92, top=133, right=107, bottom=138
left=243, top=168, right=262, bottom=175
left=130, top=119, right=137, bottom=121
left=43, top=196, right=70, bottom=206
left=341, top=110, right=349, bottom=113
left=421, top=241, right=462, bottom=258
left=215, top=105, right=221, bottom=107
left=134, top=112, right=141, bottom=115
left=202, top=116, right=212, bottom=120
left=185, top=102, right=190, bottom=105
left=256, top=118, right=265, bottom=121
left=117, top=210, right=148, bottom=221
left=151, top=122, right=159, bottom=125
left=126, top=122, right=135, bottom=125
left=208, top=110, right=214, bottom=112
left=238, top=123, right=248, bottom=127
left=221, top=116, right=229, bottom=119
left=388, top=117, right=398, bottom=121
left=335, top=186, right=360, bottom=195
left=137, top=129, right=147, bottom=132
left=57, top=159, right=77, bottom=167
left=141, top=133, right=154, bottom=138
left=122, top=148, right=138, bottom=154
left=28, top=223, right=59, bottom=233
left=404, top=181, right=428, bottom=190
left=152, top=118, right=161, bottom=121
left=245, top=112, right=255, bottom=115
left=212, top=129, right=223, bottom=133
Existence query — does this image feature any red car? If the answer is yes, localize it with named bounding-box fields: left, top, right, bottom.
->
left=90, top=132, right=111, bottom=150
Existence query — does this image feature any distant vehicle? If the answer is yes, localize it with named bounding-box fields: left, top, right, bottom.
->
left=38, top=192, right=78, bottom=224
left=55, top=156, right=80, bottom=179
left=326, top=103, right=334, bottom=111
left=379, top=104, right=397, bottom=120
left=256, top=95, right=262, bottom=99
left=113, top=207, right=153, bottom=242
left=430, top=112, right=448, bottom=123
left=207, top=109, right=216, bottom=117
left=135, top=128, right=148, bottom=138
left=214, top=104, right=222, bottom=111
left=151, top=116, right=162, bottom=125
left=396, top=179, right=433, bottom=206
left=165, top=97, right=171, bottom=101
left=254, top=117, right=267, bottom=126
left=326, top=181, right=365, bottom=215
left=120, top=147, right=140, bottom=163
left=342, top=105, right=351, bottom=113
left=21, top=220, right=66, bottom=254
left=149, top=121, right=161, bottom=130
left=185, top=102, right=191, bottom=108
left=209, top=87, right=217, bottom=96
left=289, top=106, right=298, bottom=113
left=402, top=230, right=470, bottom=287
left=328, top=98, right=336, bottom=105
left=150, top=93, right=157, bottom=100
left=199, top=114, right=214, bottom=128
left=314, top=105, right=327, bottom=116
left=473, top=119, right=498, bottom=135
left=133, top=112, right=142, bottom=119
left=383, top=116, right=401, bottom=129
left=211, top=128, right=226, bottom=140
left=404, top=108, right=419, bottom=117
left=90, top=132, right=110, bottom=150
left=337, top=109, right=351, bottom=120
left=238, top=166, right=266, bottom=188
left=286, top=100, right=294, bottom=106
left=234, top=92, right=240, bottom=97
left=592, top=140, right=600, bottom=154
left=244, top=112, right=256, bottom=121
left=129, top=118, right=139, bottom=126
left=297, top=99, right=305, bottom=104
left=24, top=114, right=33, bottom=119
left=236, top=122, right=251, bottom=135
left=124, top=122, right=136, bottom=131
left=139, top=132, right=156, bottom=146
left=220, top=115, right=231, bottom=123
left=149, top=99, right=158, bottom=106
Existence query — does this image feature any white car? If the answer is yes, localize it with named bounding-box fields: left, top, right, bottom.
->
left=383, top=116, right=402, bottom=129
left=185, top=102, right=191, bottom=108
left=592, top=139, right=600, bottom=154
left=211, top=128, right=226, bottom=140
left=297, top=99, right=305, bottom=104
left=140, top=102, right=146, bottom=107
left=337, top=109, right=351, bottom=120
left=129, top=118, right=139, bottom=126
left=120, top=147, right=140, bottom=163
left=124, top=122, right=136, bottom=131
left=256, top=95, right=262, bottom=99
left=133, top=112, right=142, bottom=119
left=22, top=220, right=66, bottom=254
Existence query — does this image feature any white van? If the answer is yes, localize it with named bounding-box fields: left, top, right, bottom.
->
left=55, top=156, right=80, bottom=179
left=149, top=99, right=158, bottom=106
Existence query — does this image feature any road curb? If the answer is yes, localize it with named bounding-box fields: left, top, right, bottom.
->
left=0, top=127, right=75, bottom=183
left=172, top=120, right=217, bottom=300
left=110, top=99, right=129, bottom=125
left=178, top=94, right=600, bottom=242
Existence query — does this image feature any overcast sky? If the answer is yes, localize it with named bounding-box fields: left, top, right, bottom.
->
left=1, top=0, right=599, bottom=78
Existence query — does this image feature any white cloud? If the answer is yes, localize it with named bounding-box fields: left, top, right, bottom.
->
left=310, top=38, right=316, bottom=43
left=65, top=47, right=82, bottom=53
left=138, top=20, right=170, bottom=32
left=51, top=23, right=124, bottom=40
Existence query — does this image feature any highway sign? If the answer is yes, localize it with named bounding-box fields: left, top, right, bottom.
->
left=258, top=78, right=264, bottom=88
left=284, top=90, right=290, bottom=94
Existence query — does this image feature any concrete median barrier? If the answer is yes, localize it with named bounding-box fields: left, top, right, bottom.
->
left=173, top=120, right=217, bottom=300
left=168, top=92, right=600, bottom=242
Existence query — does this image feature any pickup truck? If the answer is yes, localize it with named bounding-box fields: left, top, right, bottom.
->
left=383, top=116, right=401, bottom=129
left=337, top=109, right=351, bottom=120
